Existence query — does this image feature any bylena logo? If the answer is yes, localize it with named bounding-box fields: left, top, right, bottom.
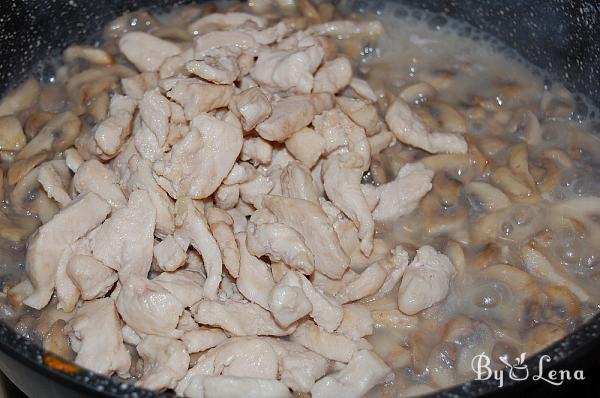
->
left=471, top=352, right=585, bottom=388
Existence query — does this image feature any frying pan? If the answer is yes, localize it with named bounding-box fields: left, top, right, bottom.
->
left=1, top=0, right=600, bottom=397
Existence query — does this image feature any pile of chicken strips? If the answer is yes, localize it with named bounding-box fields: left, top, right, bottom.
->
left=2, top=0, right=600, bottom=397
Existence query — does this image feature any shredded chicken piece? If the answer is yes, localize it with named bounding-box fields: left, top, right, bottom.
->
left=291, top=321, right=371, bottom=363
left=269, top=271, right=312, bottom=327
left=182, top=327, right=228, bottom=354
left=313, top=57, right=352, bottom=94
left=251, top=40, right=324, bottom=93
left=174, top=198, right=222, bottom=300
left=296, top=273, right=343, bottom=333
left=372, top=162, right=434, bottom=222
left=336, top=96, right=381, bottom=136
left=206, top=208, right=241, bottom=278
left=64, top=298, right=130, bottom=377
left=263, top=195, right=349, bottom=279
left=323, top=154, right=374, bottom=256
left=24, top=193, right=111, bottom=310
left=154, top=113, right=242, bottom=199
left=164, top=78, right=233, bottom=120
left=67, top=254, right=118, bottom=300
left=385, top=99, right=467, bottom=154
left=397, top=246, right=456, bottom=315
left=116, top=275, right=184, bottom=337
left=73, top=159, right=127, bottom=208
left=193, top=300, right=296, bottom=337
left=311, top=350, right=392, bottom=398
left=92, top=190, right=156, bottom=278
left=246, top=222, right=314, bottom=275
left=93, top=95, right=137, bottom=160
left=242, top=137, right=273, bottom=165
left=37, top=162, right=71, bottom=207
left=336, top=304, right=374, bottom=340
left=137, top=335, right=190, bottom=391
left=236, top=233, right=275, bottom=309
left=280, top=161, right=319, bottom=203
left=285, top=128, right=325, bottom=168
left=153, top=269, right=205, bottom=308
left=256, top=95, right=315, bottom=142
left=229, top=87, right=272, bottom=131
left=119, top=32, right=181, bottom=72
left=313, top=108, right=370, bottom=170
left=204, top=376, right=291, bottom=398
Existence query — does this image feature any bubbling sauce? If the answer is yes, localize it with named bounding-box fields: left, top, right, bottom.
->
left=0, top=1, right=599, bottom=396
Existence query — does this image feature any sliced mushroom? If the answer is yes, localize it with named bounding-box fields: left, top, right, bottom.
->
left=0, top=116, right=26, bottom=151
left=0, top=79, right=40, bottom=117
left=15, top=112, right=81, bottom=161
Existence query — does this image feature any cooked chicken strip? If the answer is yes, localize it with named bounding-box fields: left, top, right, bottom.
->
left=280, top=161, right=319, bottom=204
left=154, top=235, right=187, bottom=272
left=246, top=222, right=314, bottom=275
left=251, top=41, right=324, bottom=93
left=311, top=350, right=392, bottom=398
left=193, top=300, right=296, bottom=337
left=24, top=192, right=111, bottom=310
left=153, top=269, right=205, bottom=308
left=119, top=32, right=181, bottom=72
left=164, top=78, right=233, bottom=120
left=188, top=12, right=266, bottom=35
left=242, top=137, right=273, bottom=166
left=73, top=159, right=127, bottom=208
left=322, top=154, right=374, bottom=256
left=297, top=273, right=343, bottom=333
left=92, top=190, right=156, bottom=277
left=228, top=87, right=272, bottom=131
left=187, top=31, right=258, bottom=84
left=267, top=339, right=328, bottom=393
left=67, top=254, right=118, bottom=300
left=235, top=233, right=275, bottom=309
left=64, top=298, right=130, bottom=377
left=127, top=155, right=175, bottom=236
left=336, top=96, right=381, bottom=136
left=239, top=174, right=274, bottom=208
left=336, top=261, right=387, bottom=304
left=206, top=208, right=240, bottom=278
left=385, top=99, right=467, bottom=154
left=137, top=335, right=190, bottom=391
left=269, top=271, right=312, bottom=327
left=154, top=113, right=242, bottom=199
left=372, top=162, right=434, bottom=222
left=285, top=128, right=325, bottom=169
left=262, top=195, right=349, bottom=279
left=182, top=327, right=228, bottom=354
left=121, top=71, right=159, bottom=100
left=397, top=246, right=456, bottom=315
left=203, top=376, right=290, bottom=398
left=313, top=57, right=352, bottom=94
left=291, top=321, right=371, bottom=363
left=177, top=335, right=283, bottom=397
left=349, top=78, right=378, bottom=103
left=134, top=89, right=171, bottom=161
left=37, top=162, right=71, bottom=207
left=92, top=95, right=137, bottom=160
left=256, top=95, right=315, bottom=142
left=116, top=275, right=184, bottom=336
left=175, top=198, right=222, bottom=300
left=336, top=304, right=374, bottom=340
left=313, top=108, right=370, bottom=170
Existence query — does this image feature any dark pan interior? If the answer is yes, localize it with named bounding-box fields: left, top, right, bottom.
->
left=0, top=0, right=600, bottom=397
